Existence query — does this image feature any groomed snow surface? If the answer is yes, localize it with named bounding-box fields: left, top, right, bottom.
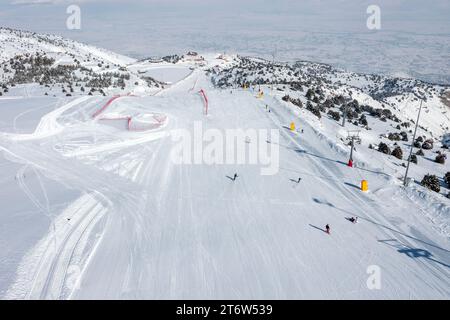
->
left=0, top=58, right=449, bottom=300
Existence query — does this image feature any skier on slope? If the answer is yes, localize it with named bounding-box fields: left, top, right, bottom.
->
left=349, top=217, right=358, bottom=224
left=297, top=177, right=302, bottom=183
left=325, top=224, right=330, bottom=234
left=232, top=173, right=238, bottom=181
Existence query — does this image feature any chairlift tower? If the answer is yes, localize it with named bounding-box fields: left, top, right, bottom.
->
left=346, top=130, right=361, bottom=167
left=271, top=45, right=277, bottom=91
left=342, top=104, right=347, bottom=127
left=404, top=98, right=424, bottom=186
left=342, top=94, right=353, bottom=127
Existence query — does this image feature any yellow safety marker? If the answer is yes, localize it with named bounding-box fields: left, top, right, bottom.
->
left=290, top=122, right=296, bottom=131
left=361, top=180, right=368, bottom=192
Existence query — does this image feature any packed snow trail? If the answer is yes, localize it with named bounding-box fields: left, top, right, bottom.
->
left=2, top=68, right=449, bottom=299
left=71, top=75, right=449, bottom=299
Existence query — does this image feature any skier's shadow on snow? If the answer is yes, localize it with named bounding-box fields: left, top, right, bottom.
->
left=309, top=224, right=327, bottom=233
left=313, top=197, right=334, bottom=207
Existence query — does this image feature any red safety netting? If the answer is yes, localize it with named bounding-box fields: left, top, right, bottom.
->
left=93, top=94, right=166, bottom=132
left=198, top=89, right=208, bottom=115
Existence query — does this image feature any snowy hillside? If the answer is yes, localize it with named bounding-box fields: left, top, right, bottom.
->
left=0, top=28, right=164, bottom=97
left=0, top=30, right=449, bottom=300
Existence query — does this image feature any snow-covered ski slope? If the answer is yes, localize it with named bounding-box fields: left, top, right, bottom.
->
left=0, top=53, right=449, bottom=299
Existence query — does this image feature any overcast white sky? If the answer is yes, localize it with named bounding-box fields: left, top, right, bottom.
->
left=1, top=0, right=449, bottom=83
